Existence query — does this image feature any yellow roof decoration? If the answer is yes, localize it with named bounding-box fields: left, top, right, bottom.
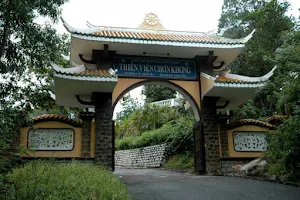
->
left=138, top=13, right=165, bottom=30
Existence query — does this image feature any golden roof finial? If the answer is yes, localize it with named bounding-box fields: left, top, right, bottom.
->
left=138, top=13, right=164, bottom=30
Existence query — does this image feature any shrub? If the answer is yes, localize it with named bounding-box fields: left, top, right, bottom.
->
left=115, top=117, right=194, bottom=151
left=116, top=123, right=176, bottom=150
left=4, top=160, right=131, bottom=200
left=266, top=115, right=300, bottom=180
left=115, top=104, right=192, bottom=139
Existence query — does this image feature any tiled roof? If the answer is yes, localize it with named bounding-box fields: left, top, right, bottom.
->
left=54, top=68, right=118, bottom=82
left=90, top=30, right=233, bottom=44
left=268, top=115, right=287, bottom=124
left=216, top=75, right=261, bottom=84
left=62, top=19, right=254, bottom=47
left=33, top=114, right=82, bottom=127
left=227, top=119, right=276, bottom=130
left=73, top=69, right=115, bottom=77
left=216, top=75, right=247, bottom=83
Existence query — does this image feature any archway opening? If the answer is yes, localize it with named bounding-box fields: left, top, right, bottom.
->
left=112, top=80, right=200, bottom=170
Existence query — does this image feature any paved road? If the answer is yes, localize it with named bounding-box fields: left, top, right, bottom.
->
left=114, top=168, right=300, bottom=200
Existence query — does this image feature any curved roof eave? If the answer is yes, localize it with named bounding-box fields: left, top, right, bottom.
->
left=71, top=34, right=246, bottom=49
left=62, top=18, right=254, bottom=49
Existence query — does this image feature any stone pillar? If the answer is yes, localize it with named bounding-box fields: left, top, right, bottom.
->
left=194, top=121, right=206, bottom=174
left=93, top=93, right=113, bottom=170
left=218, top=116, right=229, bottom=158
left=202, top=97, right=221, bottom=174
left=79, top=112, right=94, bottom=158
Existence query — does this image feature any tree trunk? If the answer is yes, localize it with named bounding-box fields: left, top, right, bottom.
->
left=0, top=22, right=9, bottom=58
left=0, top=0, right=12, bottom=58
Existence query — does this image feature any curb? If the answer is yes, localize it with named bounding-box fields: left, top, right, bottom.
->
left=224, top=175, right=300, bottom=187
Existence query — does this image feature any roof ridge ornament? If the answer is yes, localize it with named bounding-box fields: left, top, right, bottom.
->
left=138, top=13, right=165, bottom=30
left=221, top=66, right=277, bottom=83
left=50, top=62, right=86, bottom=73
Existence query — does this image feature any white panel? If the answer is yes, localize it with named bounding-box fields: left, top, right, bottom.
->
left=28, top=129, right=74, bottom=150
left=233, top=131, right=267, bottom=152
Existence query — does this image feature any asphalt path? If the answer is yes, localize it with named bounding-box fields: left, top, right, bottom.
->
left=115, top=167, right=300, bottom=200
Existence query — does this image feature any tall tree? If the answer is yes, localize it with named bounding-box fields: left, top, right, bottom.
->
left=266, top=22, right=300, bottom=179
left=218, top=0, right=293, bottom=118
left=218, top=0, right=266, bottom=38
left=142, top=85, right=176, bottom=103
left=0, top=0, right=68, bottom=153
left=219, top=0, right=292, bottom=76
left=116, top=94, right=141, bottom=120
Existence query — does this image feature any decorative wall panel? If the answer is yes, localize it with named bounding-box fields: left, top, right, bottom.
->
left=233, top=131, right=267, bottom=152
left=28, top=128, right=74, bottom=150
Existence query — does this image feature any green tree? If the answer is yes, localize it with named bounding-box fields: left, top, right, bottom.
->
left=218, top=0, right=293, bottom=118
left=142, top=85, right=177, bottom=103
left=219, top=0, right=292, bottom=76
left=116, top=94, right=141, bottom=120
left=218, top=0, right=266, bottom=38
left=0, top=0, right=68, bottom=167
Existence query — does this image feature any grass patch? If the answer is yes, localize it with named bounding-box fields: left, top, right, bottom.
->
left=164, top=152, right=194, bottom=171
left=4, top=160, right=131, bottom=200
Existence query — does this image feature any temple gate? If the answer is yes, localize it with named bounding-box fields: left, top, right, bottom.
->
left=49, top=13, right=276, bottom=174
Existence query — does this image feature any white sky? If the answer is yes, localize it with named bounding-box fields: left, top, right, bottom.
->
left=56, top=0, right=300, bottom=117
left=58, top=0, right=300, bottom=34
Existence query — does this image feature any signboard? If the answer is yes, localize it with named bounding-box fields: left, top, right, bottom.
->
left=114, top=57, right=196, bottom=79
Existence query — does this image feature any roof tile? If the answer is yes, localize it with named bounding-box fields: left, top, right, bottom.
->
left=216, top=75, right=248, bottom=83
left=268, top=115, right=287, bottom=125
left=33, top=114, right=82, bottom=127
left=87, top=30, right=240, bottom=44
left=227, top=119, right=276, bottom=130
left=73, top=69, right=113, bottom=77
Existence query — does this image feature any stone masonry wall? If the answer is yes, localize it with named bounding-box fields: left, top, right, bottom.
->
left=202, top=97, right=221, bottom=174
left=94, top=94, right=113, bottom=170
left=81, top=119, right=92, bottom=158
left=115, top=144, right=168, bottom=167
left=221, top=159, right=252, bottom=175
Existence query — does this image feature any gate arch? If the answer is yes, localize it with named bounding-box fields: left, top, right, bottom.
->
left=112, top=78, right=201, bottom=121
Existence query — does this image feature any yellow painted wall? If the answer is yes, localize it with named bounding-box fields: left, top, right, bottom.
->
left=112, top=77, right=201, bottom=109
left=200, top=75, right=214, bottom=96
left=227, top=125, right=269, bottom=158
left=20, top=121, right=82, bottom=158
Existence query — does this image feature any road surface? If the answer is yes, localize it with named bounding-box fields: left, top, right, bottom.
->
left=115, top=167, right=300, bottom=200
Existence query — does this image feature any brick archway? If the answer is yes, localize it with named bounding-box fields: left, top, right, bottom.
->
left=112, top=77, right=201, bottom=121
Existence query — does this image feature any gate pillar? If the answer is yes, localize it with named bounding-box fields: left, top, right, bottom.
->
left=93, top=93, right=114, bottom=170
left=194, top=121, right=206, bottom=174
left=202, top=97, right=221, bottom=174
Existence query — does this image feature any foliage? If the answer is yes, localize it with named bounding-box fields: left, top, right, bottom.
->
left=218, top=0, right=293, bottom=118
left=116, top=117, right=194, bottom=152
left=164, top=152, right=194, bottom=170
left=0, top=0, right=70, bottom=174
left=218, top=0, right=266, bottom=38
left=141, top=85, right=176, bottom=103
left=3, top=160, right=131, bottom=200
left=220, top=0, right=292, bottom=77
left=266, top=116, right=300, bottom=180
left=271, top=24, right=300, bottom=115
left=265, top=22, right=300, bottom=180
left=115, top=104, right=190, bottom=138
left=0, top=0, right=68, bottom=73
left=116, top=94, right=141, bottom=120
left=116, top=123, right=176, bottom=150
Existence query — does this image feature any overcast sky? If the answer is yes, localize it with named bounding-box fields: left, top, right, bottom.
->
left=58, top=0, right=299, bottom=34
left=56, top=0, right=300, bottom=117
